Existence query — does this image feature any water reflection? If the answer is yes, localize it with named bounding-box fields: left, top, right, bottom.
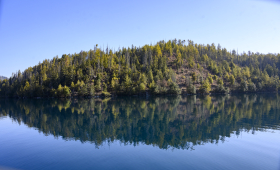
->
left=0, top=94, right=279, bottom=150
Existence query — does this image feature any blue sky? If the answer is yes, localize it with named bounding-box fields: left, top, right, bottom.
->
left=0, top=0, right=279, bottom=77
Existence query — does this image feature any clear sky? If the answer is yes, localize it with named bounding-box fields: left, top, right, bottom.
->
left=0, top=0, right=279, bottom=77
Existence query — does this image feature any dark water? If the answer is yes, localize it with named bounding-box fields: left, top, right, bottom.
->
left=0, top=94, right=280, bottom=170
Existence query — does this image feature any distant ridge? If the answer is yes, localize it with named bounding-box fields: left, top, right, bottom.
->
left=0, top=76, right=7, bottom=80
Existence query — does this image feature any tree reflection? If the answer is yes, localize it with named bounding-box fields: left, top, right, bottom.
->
left=0, top=94, right=279, bottom=150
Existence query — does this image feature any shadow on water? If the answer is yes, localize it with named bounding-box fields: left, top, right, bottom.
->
left=0, top=94, right=280, bottom=150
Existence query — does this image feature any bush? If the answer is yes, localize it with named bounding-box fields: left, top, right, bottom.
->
left=212, top=75, right=217, bottom=80
left=213, top=84, right=229, bottom=94
left=139, top=73, right=147, bottom=85
left=56, top=84, right=63, bottom=97
left=103, top=82, right=107, bottom=92
left=248, top=82, right=256, bottom=92
left=191, top=72, right=196, bottom=82
left=63, top=85, right=71, bottom=97
left=87, top=84, right=95, bottom=96
left=95, top=79, right=102, bottom=91
left=149, top=80, right=156, bottom=89
left=169, top=81, right=181, bottom=94
left=257, top=82, right=263, bottom=90
left=217, top=78, right=223, bottom=85
left=152, top=80, right=168, bottom=94
left=213, top=66, right=219, bottom=75
left=139, top=83, right=146, bottom=92
left=224, top=73, right=230, bottom=81
left=51, top=88, right=56, bottom=97
left=56, top=84, right=71, bottom=98
left=101, top=91, right=111, bottom=97
left=153, top=84, right=160, bottom=94
left=78, top=84, right=87, bottom=96
left=70, top=82, right=75, bottom=92
left=229, top=75, right=235, bottom=85
left=189, top=60, right=194, bottom=68
left=208, top=76, right=213, bottom=84
left=187, top=84, right=196, bottom=94
left=240, top=80, right=248, bottom=92
left=200, top=80, right=211, bottom=94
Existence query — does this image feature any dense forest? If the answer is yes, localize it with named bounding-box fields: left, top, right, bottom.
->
left=1, top=94, right=279, bottom=149
left=1, top=39, right=280, bottom=98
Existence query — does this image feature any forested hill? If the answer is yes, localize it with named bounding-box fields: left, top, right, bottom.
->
left=0, top=76, right=7, bottom=81
left=0, top=39, right=280, bottom=98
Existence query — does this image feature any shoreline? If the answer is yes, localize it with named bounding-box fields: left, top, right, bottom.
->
left=0, top=90, right=278, bottom=99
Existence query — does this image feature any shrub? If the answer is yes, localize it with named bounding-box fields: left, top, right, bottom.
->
left=56, top=84, right=63, bottom=97
left=248, top=82, right=256, bottom=92
left=217, top=78, right=223, bottom=85
left=257, top=82, right=263, bottom=90
left=208, top=76, right=213, bottom=84
left=95, top=79, right=102, bottom=91
left=78, top=84, right=87, bottom=96
left=187, top=84, right=196, bottom=94
left=103, top=82, right=107, bottom=92
left=229, top=75, right=235, bottom=85
left=63, top=85, right=71, bottom=97
left=88, top=84, right=95, bottom=96
left=240, top=80, right=248, bottom=92
left=214, top=84, right=229, bottom=94
left=101, top=91, right=111, bottom=97
left=191, top=72, right=196, bottom=82
left=139, top=83, right=146, bottom=92
left=169, top=81, right=181, bottom=94
left=213, top=75, right=217, bottom=80
left=200, top=80, right=211, bottom=94
left=224, top=73, right=230, bottom=81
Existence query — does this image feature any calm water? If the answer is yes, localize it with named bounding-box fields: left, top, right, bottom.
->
left=0, top=94, right=280, bottom=170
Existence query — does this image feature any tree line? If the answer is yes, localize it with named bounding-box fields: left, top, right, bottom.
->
left=1, top=39, right=280, bottom=98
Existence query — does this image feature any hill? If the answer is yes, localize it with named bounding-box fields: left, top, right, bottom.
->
left=0, top=39, right=280, bottom=98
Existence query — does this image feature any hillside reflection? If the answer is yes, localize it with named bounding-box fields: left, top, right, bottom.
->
left=1, top=94, right=280, bottom=150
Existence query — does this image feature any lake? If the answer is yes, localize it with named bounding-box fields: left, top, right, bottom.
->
left=0, top=94, right=280, bottom=170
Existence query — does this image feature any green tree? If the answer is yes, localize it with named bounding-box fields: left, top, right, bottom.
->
left=229, top=75, right=235, bottom=85
left=95, top=79, right=102, bottom=91
left=139, top=83, right=146, bottom=92
left=217, top=78, right=223, bottom=86
left=111, top=74, right=119, bottom=92
left=147, top=70, right=154, bottom=84
left=57, top=84, right=63, bottom=97
left=240, top=80, right=248, bottom=92
left=139, top=73, right=147, bottom=85
left=122, top=74, right=131, bottom=93
left=200, top=80, right=211, bottom=94
left=88, top=84, right=95, bottom=96
left=191, top=72, right=196, bottom=82
left=78, top=83, right=87, bottom=96
left=63, top=85, right=71, bottom=97
left=208, top=76, right=213, bottom=84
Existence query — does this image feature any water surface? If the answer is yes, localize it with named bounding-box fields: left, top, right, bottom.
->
left=0, top=94, right=280, bottom=170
